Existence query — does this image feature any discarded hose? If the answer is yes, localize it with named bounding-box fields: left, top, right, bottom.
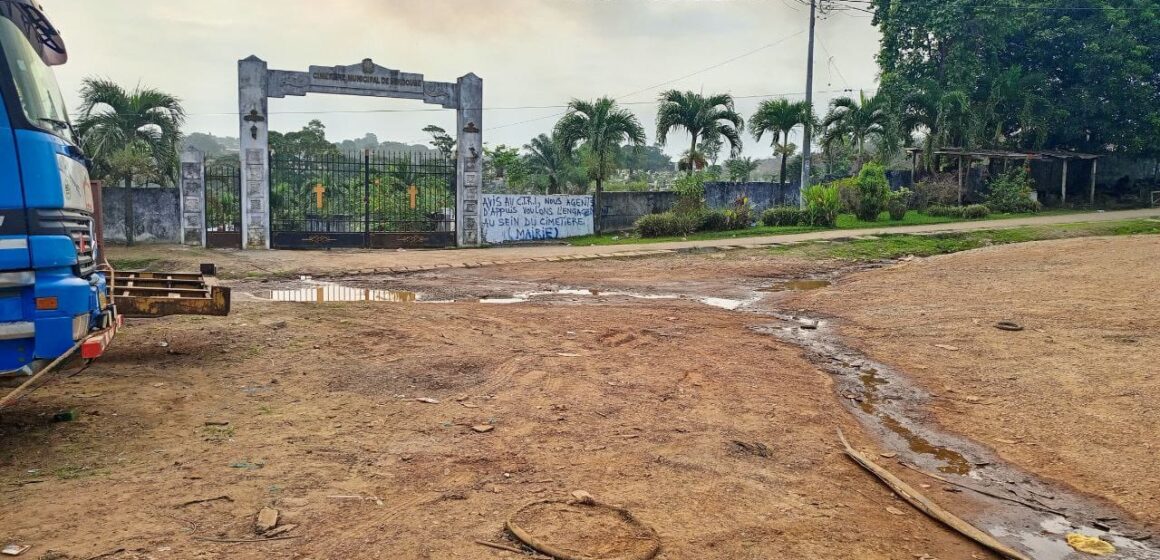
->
left=505, top=499, right=661, bottom=560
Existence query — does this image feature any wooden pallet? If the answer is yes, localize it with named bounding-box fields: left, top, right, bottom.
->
left=111, top=270, right=230, bottom=318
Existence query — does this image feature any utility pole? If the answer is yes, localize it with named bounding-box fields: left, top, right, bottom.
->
left=799, top=0, right=817, bottom=209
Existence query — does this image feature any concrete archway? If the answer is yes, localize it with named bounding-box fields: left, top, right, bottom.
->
left=237, top=56, right=482, bottom=248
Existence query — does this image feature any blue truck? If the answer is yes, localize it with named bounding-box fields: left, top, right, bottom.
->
left=0, top=0, right=119, bottom=388
left=0, top=1, right=226, bottom=405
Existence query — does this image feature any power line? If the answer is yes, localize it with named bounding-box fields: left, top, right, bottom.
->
left=491, top=29, right=809, bottom=131
left=817, top=36, right=851, bottom=90
left=614, top=30, right=807, bottom=101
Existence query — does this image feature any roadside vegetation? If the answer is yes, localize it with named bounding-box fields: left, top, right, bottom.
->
left=769, top=219, right=1160, bottom=261
left=583, top=163, right=1066, bottom=246
left=568, top=208, right=1084, bottom=246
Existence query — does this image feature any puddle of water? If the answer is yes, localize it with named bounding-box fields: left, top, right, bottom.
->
left=990, top=516, right=1152, bottom=560
left=758, top=279, right=832, bottom=292
left=268, top=284, right=417, bottom=303
left=481, top=289, right=680, bottom=305
left=698, top=297, right=749, bottom=310
left=880, top=415, right=974, bottom=475
left=478, top=297, right=527, bottom=304
left=258, top=281, right=687, bottom=306
left=855, top=366, right=974, bottom=475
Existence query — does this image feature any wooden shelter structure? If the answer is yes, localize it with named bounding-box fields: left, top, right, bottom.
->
left=906, top=148, right=1100, bottom=205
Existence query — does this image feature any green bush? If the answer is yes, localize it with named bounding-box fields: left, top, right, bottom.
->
left=886, top=187, right=912, bottom=221
left=635, top=212, right=700, bottom=237
left=986, top=169, right=1040, bottom=213
left=831, top=177, right=860, bottom=214
left=963, top=204, right=991, bottom=219
left=698, top=210, right=731, bottom=232
left=803, top=184, right=842, bottom=228
left=673, top=171, right=710, bottom=214
left=762, top=206, right=806, bottom=227
left=725, top=195, right=756, bottom=229
left=855, top=163, right=889, bottom=222
left=927, top=205, right=965, bottom=218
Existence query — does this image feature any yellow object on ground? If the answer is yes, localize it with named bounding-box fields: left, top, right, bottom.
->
left=1066, top=533, right=1116, bottom=555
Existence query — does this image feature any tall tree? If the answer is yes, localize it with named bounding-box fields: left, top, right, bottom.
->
left=618, top=143, right=673, bottom=173
left=749, top=99, right=813, bottom=189
left=872, top=0, right=1160, bottom=155
left=75, top=78, right=185, bottom=246
left=821, top=91, right=889, bottom=171
left=422, top=125, right=456, bottom=159
left=725, top=157, right=760, bottom=182
left=523, top=133, right=570, bottom=194
left=268, top=119, right=340, bottom=160
left=484, top=144, right=528, bottom=189
left=655, top=90, right=744, bottom=175
left=697, top=130, right=725, bottom=166
left=554, top=97, right=646, bottom=233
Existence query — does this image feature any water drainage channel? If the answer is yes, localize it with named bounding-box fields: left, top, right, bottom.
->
left=248, top=276, right=1157, bottom=559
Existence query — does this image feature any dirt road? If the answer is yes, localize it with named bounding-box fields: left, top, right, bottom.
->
left=106, top=208, right=1160, bottom=279
left=2, top=233, right=1157, bottom=559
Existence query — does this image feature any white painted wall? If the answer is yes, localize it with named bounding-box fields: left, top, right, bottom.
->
left=480, top=194, right=594, bottom=244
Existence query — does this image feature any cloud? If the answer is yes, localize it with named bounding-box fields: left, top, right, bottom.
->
left=46, top=0, right=880, bottom=158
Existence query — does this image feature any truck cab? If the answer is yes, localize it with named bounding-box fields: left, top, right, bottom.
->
left=0, top=0, right=114, bottom=378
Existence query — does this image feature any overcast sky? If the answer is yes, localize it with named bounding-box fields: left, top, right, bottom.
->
left=49, top=0, right=881, bottom=159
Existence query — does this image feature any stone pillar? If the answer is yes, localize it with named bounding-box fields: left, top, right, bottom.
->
left=179, top=147, right=205, bottom=246
left=238, top=56, right=270, bottom=249
left=456, top=73, right=483, bottom=247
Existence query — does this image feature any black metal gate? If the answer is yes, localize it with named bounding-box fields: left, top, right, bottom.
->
left=269, top=150, right=456, bottom=249
left=205, top=164, right=242, bottom=248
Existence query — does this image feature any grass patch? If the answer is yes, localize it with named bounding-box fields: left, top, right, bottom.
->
left=53, top=464, right=108, bottom=480
left=570, top=209, right=1088, bottom=246
left=107, top=257, right=158, bottom=270
left=201, top=424, right=236, bottom=442
left=772, top=219, right=1160, bottom=261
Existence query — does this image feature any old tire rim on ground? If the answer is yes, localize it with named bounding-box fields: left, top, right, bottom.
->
left=506, top=499, right=661, bottom=560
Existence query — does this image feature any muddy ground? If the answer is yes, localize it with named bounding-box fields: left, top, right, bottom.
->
left=1, top=235, right=1156, bottom=559
left=791, top=236, right=1160, bottom=529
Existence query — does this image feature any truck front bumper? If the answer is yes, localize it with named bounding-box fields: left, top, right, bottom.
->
left=80, top=310, right=120, bottom=359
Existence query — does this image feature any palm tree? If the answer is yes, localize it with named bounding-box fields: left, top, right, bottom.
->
left=678, top=149, right=708, bottom=172
left=554, top=97, right=646, bottom=233
left=750, top=99, right=813, bottom=189
left=655, top=90, right=744, bottom=175
left=819, top=121, right=849, bottom=177
left=524, top=133, right=570, bottom=194
left=76, top=78, right=185, bottom=245
left=821, top=90, right=889, bottom=172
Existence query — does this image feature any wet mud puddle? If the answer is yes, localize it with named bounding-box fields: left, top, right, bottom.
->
left=762, top=310, right=1157, bottom=559
left=245, top=277, right=759, bottom=310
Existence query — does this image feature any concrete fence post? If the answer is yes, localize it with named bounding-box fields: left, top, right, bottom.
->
left=180, top=147, right=206, bottom=246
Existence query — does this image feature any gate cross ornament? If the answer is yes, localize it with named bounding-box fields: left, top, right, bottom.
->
left=312, top=183, right=326, bottom=209
left=243, top=109, right=265, bottom=139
